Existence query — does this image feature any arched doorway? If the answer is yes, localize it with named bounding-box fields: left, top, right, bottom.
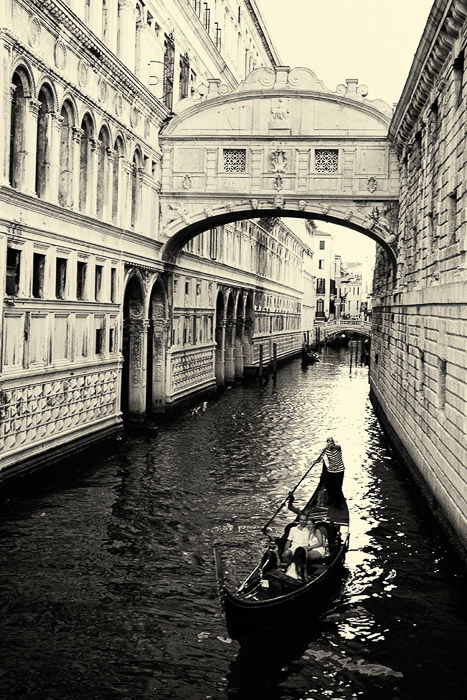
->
left=147, top=279, right=167, bottom=412
left=121, top=275, right=146, bottom=418
left=214, top=291, right=225, bottom=386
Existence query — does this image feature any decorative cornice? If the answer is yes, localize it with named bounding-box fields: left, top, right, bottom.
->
left=389, top=0, right=467, bottom=151
left=0, top=186, right=163, bottom=252
left=19, top=0, right=169, bottom=123
left=243, top=0, right=280, bottom=67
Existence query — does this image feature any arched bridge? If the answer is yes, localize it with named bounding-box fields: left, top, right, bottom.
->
left=159, top=65, right=400, bottom=266
left=316, top=320, right=372, bottom=341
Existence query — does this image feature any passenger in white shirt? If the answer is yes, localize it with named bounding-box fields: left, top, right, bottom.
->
left=281, top=513, right=309, bottom=565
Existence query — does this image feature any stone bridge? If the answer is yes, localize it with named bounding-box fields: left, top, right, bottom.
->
left=159, top=65, right=400, bottom=266
left=316, top=319, right=372, bottom=341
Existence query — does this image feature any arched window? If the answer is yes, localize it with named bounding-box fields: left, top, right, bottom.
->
left=58, top=100, right=74, bottom=207
left=79, top=114, right=93, bottom=213
left=131, top=149, right=142, bottom=228
left=9, top=69, right=30, bottom=188
left=112, top=136, right=124, bottom=224
left=97, top=125, right=110, bottom=219
left=35, top=84, right=54, bottom=198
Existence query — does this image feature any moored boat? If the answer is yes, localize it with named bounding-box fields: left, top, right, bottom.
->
left=215, top=471, right=349, bottom=642
left=301, top=344, right=320, bottom=363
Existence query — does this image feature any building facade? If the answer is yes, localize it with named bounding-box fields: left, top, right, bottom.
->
left=0, top=0, right=305, bottom=477
left=340, top=272, right=363, bottom=318
left=371, top=0, right=467, bottom=555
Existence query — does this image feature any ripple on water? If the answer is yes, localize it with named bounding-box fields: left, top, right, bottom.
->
left=0, top=348, right=465, bottom=700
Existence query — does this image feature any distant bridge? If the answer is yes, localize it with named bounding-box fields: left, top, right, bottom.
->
left=314, top=319, right=372, bottom=342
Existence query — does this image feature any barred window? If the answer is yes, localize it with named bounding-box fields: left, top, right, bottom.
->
left=223, top=148, right=246, bottom=173
left=315, top=149, right=338, bottom=173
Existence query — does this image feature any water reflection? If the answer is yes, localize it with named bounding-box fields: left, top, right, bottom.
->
left=0, top=346, right=465, bottom=699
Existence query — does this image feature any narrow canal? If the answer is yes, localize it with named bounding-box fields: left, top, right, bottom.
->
left=0, top=347, right=465, bottom=700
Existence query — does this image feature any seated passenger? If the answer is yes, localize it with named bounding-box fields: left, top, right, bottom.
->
left=306, top=515, right=326, bottom=562
left=285, top=545, right=308, bottom=584
left=281, top=513, right=309, bottom=565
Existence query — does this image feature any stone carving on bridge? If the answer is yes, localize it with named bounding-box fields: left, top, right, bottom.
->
left=182, top=174, right=192, bottom=190
left=367, top=177, right=378, bottom=193
left=271, top=148, right=288, bottom=172
left=270, top=99, right=291, bottom=128
left=165, top=203, right=190, bottom=225
left=274, top=175, right=284, bottom=191
left=298, top=200, right=308, bottom=210
left=273, top=196, right=285, bottom=209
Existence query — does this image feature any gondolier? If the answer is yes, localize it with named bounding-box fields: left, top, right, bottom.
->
left=320, top=437, right=345, bottom=507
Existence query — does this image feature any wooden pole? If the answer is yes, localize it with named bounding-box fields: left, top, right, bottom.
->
left=272, top=342, right=277, bottom=382
left=259, top=344, right=263, bottom=382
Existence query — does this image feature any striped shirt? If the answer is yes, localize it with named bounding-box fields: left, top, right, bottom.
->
left=323, top=447, right=345, bottom=473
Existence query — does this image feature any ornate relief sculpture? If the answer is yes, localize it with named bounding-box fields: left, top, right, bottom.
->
left=271, top=149, right=288, bottom=173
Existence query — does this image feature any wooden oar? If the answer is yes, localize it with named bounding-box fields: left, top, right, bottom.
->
left=262, top=448, right=326, bottom=534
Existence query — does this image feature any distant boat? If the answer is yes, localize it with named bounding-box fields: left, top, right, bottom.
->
left=301, top=344, right=320, bottom=363
left=214, top=478, right=349, bottom=642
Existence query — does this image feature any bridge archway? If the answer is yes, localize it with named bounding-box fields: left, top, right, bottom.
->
left=160, top=66, right=399, bottom=271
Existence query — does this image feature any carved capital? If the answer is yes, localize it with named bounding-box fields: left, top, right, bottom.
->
left=28, top=98, right=41, bottom=117
left=72, top=127, right=84, bottom=144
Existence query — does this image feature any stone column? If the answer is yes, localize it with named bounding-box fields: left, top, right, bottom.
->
left=224, top=320, right=236, bottom=383
left=215, top=319, right=226, bottom=386
left=106, top=0, right=118, bottom=52
left=243, top=317, right=254, bottom=366
left=44, top=112, right=63, bottom=204
left=2, top=82, right=15, bottom=186
left=122, top=159, right=133, bottom=229
left=22, top=98, right=41, bottom=195
left=104, top=147, right=113, bottom=222
left=71, top=127, right=82, bottom=210
left=127, top=318, right=149, bottom=417
left=234, top=316, right=245, bottom=379
left=117, top=0, right=136, bottom=70
left=89, top=138, right=99, bottom=217
left=151, top=318, right=168, bottom=410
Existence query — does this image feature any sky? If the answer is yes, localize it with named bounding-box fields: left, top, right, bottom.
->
left=254, top=0, right=434, bottom=266
left=256, top=0, right=434, bottom=105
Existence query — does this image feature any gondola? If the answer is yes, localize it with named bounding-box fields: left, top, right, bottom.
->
left=301, top=344, right=320, bottom=364
left=214, top=468, right=349, bottom=642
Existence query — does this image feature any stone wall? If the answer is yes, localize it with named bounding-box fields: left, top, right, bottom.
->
left=371, top=0, right=467, bottom=555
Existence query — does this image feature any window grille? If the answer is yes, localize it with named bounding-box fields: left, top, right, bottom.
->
left=163, top=34, right=175, bottom=110
left=223, top=148, right=246, bottom=173
left=203, top=3, right=210, bottom=32
left=215, top=23, right=222, bottom=50
left=315, top=149, right=338, bottom=173
left=179, top=53, right=190, bottom=100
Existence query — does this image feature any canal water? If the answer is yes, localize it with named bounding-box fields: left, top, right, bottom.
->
left=0, top=347, right=465, bottom=700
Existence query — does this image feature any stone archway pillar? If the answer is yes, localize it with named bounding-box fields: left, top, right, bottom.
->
left=48, top=112, right=63, bottom=204
left=243, top=317, right=254, bottom=366
left=22, top=98, right=41, bottom=195
left=215, top=320, right=226, bottom=386
left=235, top=316, right=245, bottom=379
left=71, top=127, right=83, bottom=210
left=225, top=320, right=236, bottom=383
left=127, top=318, right=149, bottom=417
left=151, top=318, right=168, bottom=410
